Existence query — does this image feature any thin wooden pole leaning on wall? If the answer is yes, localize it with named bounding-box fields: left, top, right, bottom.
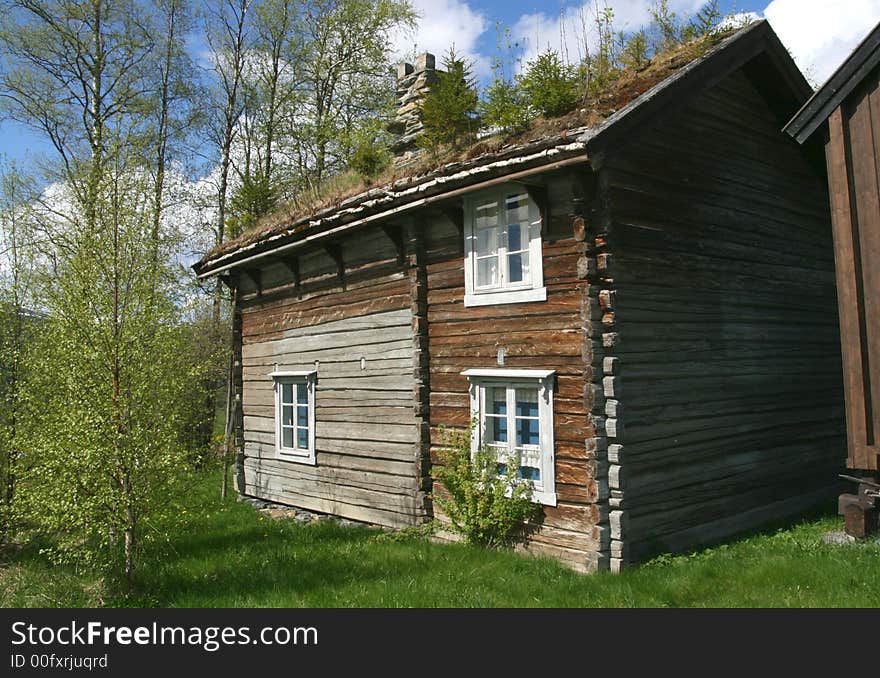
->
left=221, top=286, right=238, bottom=500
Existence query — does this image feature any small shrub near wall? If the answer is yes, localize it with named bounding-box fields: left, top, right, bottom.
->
left=433, top=426, right=540, bottom=548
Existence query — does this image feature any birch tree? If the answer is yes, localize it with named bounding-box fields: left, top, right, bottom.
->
left=0, top=163, right=39, bottom=544
left=293, top=0, right=415, bottom=188
left=0, top=0, right=209, bottom=581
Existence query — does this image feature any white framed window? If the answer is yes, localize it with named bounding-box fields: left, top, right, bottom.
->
left=462, top=368, right=556, bottom=506
left=270, top=370, right=317, bottom=464
left=463, top=187, right=546, bottom=307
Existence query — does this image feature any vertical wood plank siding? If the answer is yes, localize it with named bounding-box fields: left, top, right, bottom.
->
left=605, top=70, right=846, bottom=562
left=825, top=67, right=880, bottom=472
left=424, top=174, right=610, bottom=573
left=236, top=232, right=430, bottom=528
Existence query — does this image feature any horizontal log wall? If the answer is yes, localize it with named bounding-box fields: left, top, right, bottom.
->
left=605, top=69, right=846, bottom=562
left=237, top=228, right=429, bottom=528
left=424, top=172, right=609, bottom=573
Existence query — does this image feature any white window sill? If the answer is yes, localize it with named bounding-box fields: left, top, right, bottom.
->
left=276, top=450, right=317, bottom=465
left=464, top=286, right=547, bottom=307
left=499, top=485, right=557, bottom=506
left=531, top=490, right=557, bottom=507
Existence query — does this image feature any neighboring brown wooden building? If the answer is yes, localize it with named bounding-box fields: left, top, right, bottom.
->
left=785, top=22, right=880, bottom=477
left=195, top=20, right=846, bottom=572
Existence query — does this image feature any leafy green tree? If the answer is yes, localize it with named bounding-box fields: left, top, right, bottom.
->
left=519, top=49, right=579, bottom=118
left=295, top=0, right=416, bottom=186
left=0, top=0, right=214, bottom=582
left=419, top=48, right=480, bottom=152
left=0, top=163, right=38, bottom=544
left=17, top=167, right=205, bottom=581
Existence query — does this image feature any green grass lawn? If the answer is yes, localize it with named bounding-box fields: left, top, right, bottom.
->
left=2, top=469, right=879, bottom=608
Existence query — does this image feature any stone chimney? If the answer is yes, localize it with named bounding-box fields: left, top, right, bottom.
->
left=389, top=52, right=441, bottom=167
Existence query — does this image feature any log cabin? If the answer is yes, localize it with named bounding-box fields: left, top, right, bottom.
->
left=785, top=21, right=880, bottom=537
left=193, top=20, right=846, bottom=572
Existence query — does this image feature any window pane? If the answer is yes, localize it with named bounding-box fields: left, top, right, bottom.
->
left=281, top=382, right=293, bottom=404
left=297, top=405, right=308, bottom=427
left=516, top=417, right=540, bottom=446
left=508, top=252, right=523, bottom=283
left=489, top=388, right=507, bottom=416
left=516, top=390, right=538, bottom=417
left=475, top=200, right=498, bottom=230
left=297, top=428, right=308, bottom=449
left=507, top=222, right=523, bottom=252
left=476, top=256, right=498, bottom=287
left=519, top=466, right=540, bottom=481
left=282, top=427, right=294, bottom=448
left=486, top=415, right=507, bottom=443
left=297, top=383, right=308, bottom=404
left=506, top=193, right=529, bottom=223
left=282, top=404, right=293, bottom=426
left=476, top=225, right=499, bottom=254
left=496, top=462, right=509, bottom=477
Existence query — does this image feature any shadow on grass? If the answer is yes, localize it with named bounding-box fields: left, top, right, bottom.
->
left=124, top=518, right=422, bottom=607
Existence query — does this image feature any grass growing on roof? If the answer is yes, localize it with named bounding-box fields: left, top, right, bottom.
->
left=2, top=467, right=878, bottom=608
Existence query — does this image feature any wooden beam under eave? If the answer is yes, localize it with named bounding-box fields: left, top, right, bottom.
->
left=240, top=268, right=262, bottom=296
left=381, top=224, right=406, bottom=263
left=323, top=243, right=345, bottom=284
left=278, top=255, right=301, bottom=296
left=439, top=205, right=464, bottom=253
left=524, top=183, right=549, bottom=235
left=440, top=205, right=464, bottom=237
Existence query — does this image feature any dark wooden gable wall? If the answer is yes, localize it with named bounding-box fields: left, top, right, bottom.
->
left=600, top=67, right=846, bottom=563
left=824, top=65, right=880, bottom=472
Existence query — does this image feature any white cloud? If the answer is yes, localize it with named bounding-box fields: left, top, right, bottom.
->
left=390, top=0, right=491, bottom=76
left=762, top=0, right=880, bottom=85
left=511, top=0, right=706, bottom=67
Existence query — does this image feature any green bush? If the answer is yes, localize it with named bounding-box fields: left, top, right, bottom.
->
left=481, top=77, right=531, bottom=135
left=350, top=134, right=391, bottom=179
left=433, top=425, right=540, bottom=548
left=519, top=49, right=579, bottom=118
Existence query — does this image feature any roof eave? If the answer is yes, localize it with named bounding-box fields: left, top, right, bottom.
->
left=586, top=20, right=812, bottom=161
left=193, top=144, right=591, bottom=279
left=784, top=21, right=880, bottom=144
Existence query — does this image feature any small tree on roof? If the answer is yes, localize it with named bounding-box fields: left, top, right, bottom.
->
left=519, top=49, right=580, bottom=118
left=419, top=47, right=479, bottom=152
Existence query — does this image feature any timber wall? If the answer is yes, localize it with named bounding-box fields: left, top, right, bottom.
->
left=423, top=171, right=610, bottom=572
left=237, top=228, right=430, bottom=527
left=603, top=69, right=846, bottom=563
left=824, top=66, right=880, bottom=472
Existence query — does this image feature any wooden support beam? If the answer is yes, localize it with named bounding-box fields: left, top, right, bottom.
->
left=440, top=205, right=464, bottom=252
left=278, top=255, right=301, bottom=295
left=381, top=224, right=406, bottom=263
left=219, top=272, right=235, bottom=290
left=440, top=205, right=464, bottom=237
left=240, top=268, right=262, bottom=296
left=524, top=183, right=549, bottom=234
left=323, top=243, right=345, bottom=282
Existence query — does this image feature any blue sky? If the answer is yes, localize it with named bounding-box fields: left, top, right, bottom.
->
left=2, top=0, right=879, bottom=167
